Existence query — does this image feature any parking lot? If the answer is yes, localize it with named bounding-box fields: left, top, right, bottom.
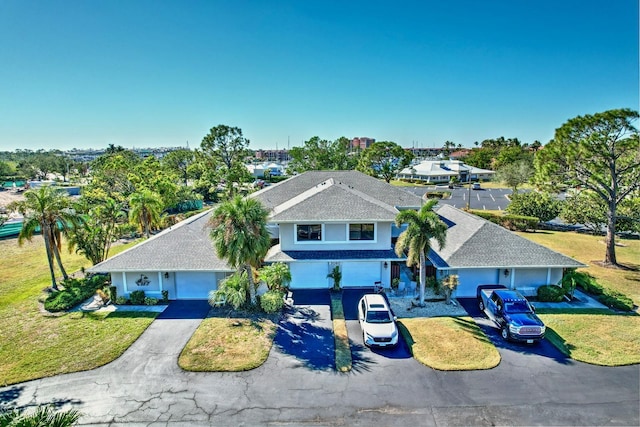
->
left=402, top=186, right=513, bottom=211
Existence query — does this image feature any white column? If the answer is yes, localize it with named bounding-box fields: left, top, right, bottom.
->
left=122, top=272, right=128, bottom=293
left=546, top=268, right=552, bottom=285
left=158, top=271, right=163, bottom=292
left=509, top=269, right=515, bottom=289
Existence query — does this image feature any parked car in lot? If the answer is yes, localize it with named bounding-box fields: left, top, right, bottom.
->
left=472, top=182, right=481, bottom=190
left=358, top=294, right=399, bottom=347
left=477, top=285, right=546, bottom=344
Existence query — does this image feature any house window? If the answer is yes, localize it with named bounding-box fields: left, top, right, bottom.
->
left=297, top=224, right=322, bottom=241
left=349, top=223, right=374, bottom=241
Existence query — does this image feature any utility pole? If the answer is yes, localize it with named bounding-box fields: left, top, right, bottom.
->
left=466, top=181, right=472, bottom=210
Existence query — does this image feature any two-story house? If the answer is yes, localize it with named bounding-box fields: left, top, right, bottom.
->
left=251, top=171, right=423, bottom=289
left=89, top=170, right=584, bottom=300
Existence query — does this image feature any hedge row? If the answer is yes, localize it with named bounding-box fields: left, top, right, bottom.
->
left=471, top=210, right=539, bottom=231
left=44, top=275, right=110, bottom=312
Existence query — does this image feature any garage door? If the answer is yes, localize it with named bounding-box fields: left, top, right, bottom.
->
left=176, top=271, right=218, bottom=299
left=456, top=269, right=498, bottom=297
left=341, top=262, right=381, bottom=288
left=289, top=262, right=329, bottom=289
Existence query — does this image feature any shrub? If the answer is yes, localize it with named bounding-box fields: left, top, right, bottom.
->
left=144, top=297, right=159, bottom=306
left=129, top=290, right=146, bottom=305
left=599, top=291, right=635, bottom=312
left=115, top=296, right=128, bottom=305
left=471, top=210, right=539, bottom=231
left=425, top=191, right=449, bottom=199
left=108, top=285, right=117, bottom=302
left=161, top=290, right=169, bottom=303
left=260, top=290, right=285, bottom=313
left=537, top=285, right=565, bottom=302
left=44, top=275, right=108, bottom=312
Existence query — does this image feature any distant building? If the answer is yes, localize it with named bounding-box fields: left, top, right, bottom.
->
left=351, top=137, right=375, bottom=150
left=405, top=147, right=445, bottom=159
left=65, top=147, right=183, bottom=162
left=254, top=149, right=291, bottom=162
left=397, top=160, right=495, bottom=183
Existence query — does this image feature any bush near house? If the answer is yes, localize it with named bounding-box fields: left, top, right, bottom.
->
left=129, top=290, right=146, bottom=305
left=44, top=275, right=110, bottom=312
left=537, top=285, right=565, bottom=302
left=260, top=290, right=285, bottom=313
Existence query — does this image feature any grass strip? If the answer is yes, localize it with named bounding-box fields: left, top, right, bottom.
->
left=400, top=317, right=500, bottom=371
left=179, top=316, right=276, bottom=371
left=330, top=293, right=352, bottom=372
left=333, top=319, right=352, bottom=372
left=538, top=311, right=640, bottom=366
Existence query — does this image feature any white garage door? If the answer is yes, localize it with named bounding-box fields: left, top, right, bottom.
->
left=341, top=262, right=381, bottom=288
left=289, top=262, right=329, bottom=289
left=455, top=269, right=499, bottom=297
left=176, top=271, right=218, bottom=299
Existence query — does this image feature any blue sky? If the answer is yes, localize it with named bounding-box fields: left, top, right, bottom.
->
left=0, top=0, right=638, bottom=151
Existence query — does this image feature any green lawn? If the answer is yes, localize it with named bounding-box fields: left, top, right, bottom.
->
left=399, top=317, right=500, bottom=370
left=0, top=236, right=154, bottom=386
left=515, top=231, right=640, bottom=306
left=179, top=314, right=277, bottom=371
left=538, top=309, right=640, bottom=366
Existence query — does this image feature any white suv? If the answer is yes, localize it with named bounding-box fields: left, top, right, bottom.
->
left=358, top=294, right=399, bottom=347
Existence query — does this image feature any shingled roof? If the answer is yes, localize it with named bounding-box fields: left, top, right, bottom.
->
left=431, top=205, right=586, bottom=269
left=88, top=210, right=233, bottom=273
left=268, top=178, right=400, bottom=222
left=251, top=170, right=423, bottom=213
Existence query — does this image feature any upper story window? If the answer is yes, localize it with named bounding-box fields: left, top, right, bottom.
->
left=349, top=223, right=374, bottom=241
left=297, top=224, right=322, bottom=241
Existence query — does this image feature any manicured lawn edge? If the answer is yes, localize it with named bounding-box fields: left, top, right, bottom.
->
left=537, top=309, right=640, bottom=366
left=399, top=317, right=501, bottom=371
left=331, top=293, right=352, bottom=372
left=178, top=315, right=277, bottom=372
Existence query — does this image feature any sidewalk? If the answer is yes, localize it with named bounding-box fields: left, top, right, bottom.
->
left=533, top=289, right=608, bottom=310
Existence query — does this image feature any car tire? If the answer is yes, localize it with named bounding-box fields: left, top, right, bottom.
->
left=478, top=300, right=485, bottom=312
left=501, top=326, right=510, bottom=341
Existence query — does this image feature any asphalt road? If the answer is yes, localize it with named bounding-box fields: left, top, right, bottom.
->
left=1, top=299, right=638, bottom=426
left=402, top=186, right=513, bottom=210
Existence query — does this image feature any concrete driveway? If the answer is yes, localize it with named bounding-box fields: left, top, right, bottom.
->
left=1, top=298, right=638, bottom=426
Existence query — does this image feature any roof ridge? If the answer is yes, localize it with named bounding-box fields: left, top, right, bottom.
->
left=89, top=208, right=213, bottom=270
left=270, top=178, right=335, bottom=216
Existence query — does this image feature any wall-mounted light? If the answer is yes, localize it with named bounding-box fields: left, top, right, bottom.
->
left=383, top=262, right=388, bottom=269
left=504, top=269, right=510, bottom=277
left=164, top=272, right=169, bottom=279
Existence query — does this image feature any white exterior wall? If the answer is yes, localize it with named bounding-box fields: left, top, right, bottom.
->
left=452, top=267, right=565, bottom=298
left=454, top=268, right=500, bottom=297
left=289, top=262, right=331, bottom=289
left=110, top=270, right=228, bottom=300
left=279, top=222, right=392, bottom=251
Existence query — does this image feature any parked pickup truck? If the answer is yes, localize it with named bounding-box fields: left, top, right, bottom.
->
left=477, top=285, right=546, bottom=344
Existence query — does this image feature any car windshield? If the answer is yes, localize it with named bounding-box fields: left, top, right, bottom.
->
left=504, top=301, right=532, bottom=313
left=366, top=310, right=392, bottom=323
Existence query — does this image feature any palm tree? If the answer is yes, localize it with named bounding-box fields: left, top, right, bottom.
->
left=9, top=185, right=77, bottom=290
left=208, top=196, right=271, bottom=305
left=394, top=199, right=448, bottom=306
left=68, top=198, right=126, bottom=265
left=128, top=189, right=163, bottom=238
left=0, top=405, right=81, bottom=426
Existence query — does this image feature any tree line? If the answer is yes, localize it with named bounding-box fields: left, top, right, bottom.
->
left=3, top=109, right=639, bottom=291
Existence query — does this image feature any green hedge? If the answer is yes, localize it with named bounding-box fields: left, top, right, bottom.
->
left=425, top=191, right=450, bottom=199
left=566, top=271, right=634, bottom=312
left=44, top=275, right=110, bottom=312
left=471, top=210, right=539, bottom=231
left=537, top=285, right=565, bottom=302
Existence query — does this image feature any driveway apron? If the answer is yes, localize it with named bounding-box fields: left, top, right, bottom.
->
left=107, top=300, right=210, bottom=376
left=272, top=290, right=334, bottom=370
